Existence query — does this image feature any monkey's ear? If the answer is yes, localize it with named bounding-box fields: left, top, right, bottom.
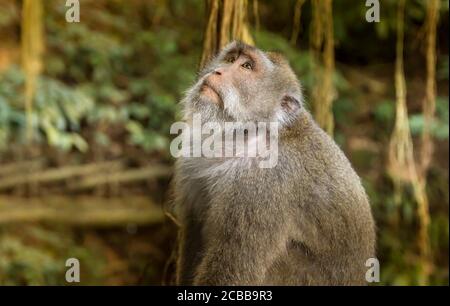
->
left=278, top=94, right=302, bottom=125
left=281, top=95, right=301, bottom=114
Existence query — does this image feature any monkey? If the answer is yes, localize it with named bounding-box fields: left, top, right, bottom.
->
left=171, top=41, right=376, bottom=286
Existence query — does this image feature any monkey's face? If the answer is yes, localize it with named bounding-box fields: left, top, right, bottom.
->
left=183, top=42, right=303, bottom=126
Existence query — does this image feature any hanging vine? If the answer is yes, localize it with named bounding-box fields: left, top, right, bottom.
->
left=252, top=0, right=260, bottom=33
left=290, top=0, right=306, bottom=46
left=21, top=0, right=44, bottom=142
left=387, top=0, right=432, bottom=285
left=419, top=0, right=440, bottom=179
left=309, top=0, right=335, bottom=135
left=200, top=0, right=254, bottom=68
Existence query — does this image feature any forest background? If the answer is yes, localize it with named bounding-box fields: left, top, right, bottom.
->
left=0, top=0, right=448, bottom=285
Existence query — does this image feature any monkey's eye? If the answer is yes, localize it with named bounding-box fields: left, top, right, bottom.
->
left=241, top=62, right=253, bottom=70
left=226, top=56, right=236, bottom=63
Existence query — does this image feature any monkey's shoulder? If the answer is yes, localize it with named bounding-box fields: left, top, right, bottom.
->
left=279, top=119, right=369, bottom=203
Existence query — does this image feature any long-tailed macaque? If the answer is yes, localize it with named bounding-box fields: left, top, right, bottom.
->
left=172, top=41, right=376, bottom=285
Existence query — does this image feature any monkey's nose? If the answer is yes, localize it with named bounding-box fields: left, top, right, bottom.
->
left=213, top=68, right=224, bottom=76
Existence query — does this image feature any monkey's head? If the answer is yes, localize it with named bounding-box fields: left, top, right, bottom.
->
left=182, top=41, right=303, bottom=126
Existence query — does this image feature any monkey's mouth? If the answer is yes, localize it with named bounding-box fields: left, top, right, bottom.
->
left=200, top=81, right=223, bottom=107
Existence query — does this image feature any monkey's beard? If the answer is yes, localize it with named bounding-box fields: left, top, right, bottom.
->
left=200, top=83, right=273, bottom=124
left=182, top=78, right=241, bottom=124
left=220, top=86, right=248, bottom=121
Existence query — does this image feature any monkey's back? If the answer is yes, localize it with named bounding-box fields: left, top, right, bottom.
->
left=268, top=112, right=376, bottom=285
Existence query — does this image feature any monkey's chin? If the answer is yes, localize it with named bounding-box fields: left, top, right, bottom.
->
left=200, top=85, right=223, bottom=107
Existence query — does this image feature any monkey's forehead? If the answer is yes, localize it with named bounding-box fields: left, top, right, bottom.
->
left=220, top=41, right=257, bottom=55
left=218, top=41, right=274, bottom=67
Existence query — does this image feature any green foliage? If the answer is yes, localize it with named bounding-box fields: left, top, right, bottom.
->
left=410, top=97, right=449, bottom=140
left=0, top=2, right=201, bottom=154
left=0, top=226, right=104, bottom=285
left=372, top=97, right=449, bottom=141
left=0, top=66, right=93, bottom=151
left=374, top=99, right=396, bottom=123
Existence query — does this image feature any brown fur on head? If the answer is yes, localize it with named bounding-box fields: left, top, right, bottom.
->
left=265, top=51, right=288, bottom=65
left=182, top=41, right=303, bottom=126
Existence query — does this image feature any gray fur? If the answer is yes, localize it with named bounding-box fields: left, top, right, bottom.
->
left=172, top=42, right=376, bottom=286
